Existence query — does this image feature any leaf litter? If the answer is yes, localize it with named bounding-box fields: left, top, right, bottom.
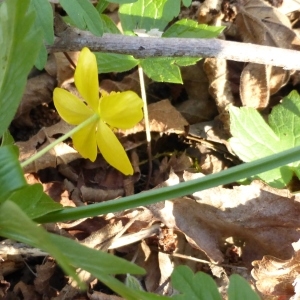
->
left=4, top=1, right=300, bottom=299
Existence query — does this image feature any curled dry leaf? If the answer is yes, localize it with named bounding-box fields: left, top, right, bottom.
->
left=235, top=0, right=300, bottom=108
left=17, top=120, right=81, bottom=173
left=197, top=0, right=223, bottom=24
left=13, top=73, right=56, bottom=127
left=228, top=0, right=298, bottom=107
left=177, top=61, right=218, bottom=124
left=203, top=57, right=235, bottom=130
left=148, top=175, right=300, bottom=264
left=251, top=252, right=300, bottom=297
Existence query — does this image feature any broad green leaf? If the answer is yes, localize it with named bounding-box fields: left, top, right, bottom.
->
left=59, top=0, right=103, bottom=36
left=30, top=0, right=54, bottom=44
left=125, top=274, right=144, bottom=291
left=48, top=234, right=144, bottom=275
left=171, top=265, right=222, bottom=300
left=96, top=0, right=109, bottom=13
left=228, top=274, right=260, bottom=300
left=229, top=90, right=300, bottom=188
left=0, top=0, right=42, bottom=138
left=35, top=44, right=48, bottom=70
left=182, top=0, right=192, bottom=6
left=1, top=130, right=14, bottom=146
left=0, top=200, right=82, bottom=288
left=96, top=53, right=138, bottom=73
left=119, top=0, right=181, bottom=33
left=140, top=57, right=200, bottom=83
left=100, top=14, right=121, bottom=34
left=0, top=146, right=26, bottom=202
left=96, top=273, right=168, bottom=300
left=0, top=201, right=146, bottom=294
left=163, top=19, right=224, bottom=38
left=30, top=0, right=54, bottom=69
left=10, top=184, right=63, bottom=219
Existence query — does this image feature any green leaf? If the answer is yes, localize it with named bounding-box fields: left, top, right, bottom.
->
left=59, top=0, right=103, bottom=36
left=0, top=0, right=42, bottom=138
left=125, top=274, right=144, bottom=291
left=95, top=53, right=139, bottom=73
left=140, top=57, right=200, bottom=83
left=29, top=0, right=54, bottom=69
left=100, top=14, right=121, bottom=34
left=119, top=0, right=181, bottom=33
left=96, top=0, right=109, bottom=13
left=228, top=274, right=260, bottom=300
left=0, top=146, right=26, bottom=202
left=182, top=0, right=192, bottom=6
left=48, top=234, right=144, bottom=276
left=229, top=90, right=300, bottom=188
left=171, top=266, right=222, bottom=300
left=30, top=0, right=54, bottom=44
left=1, top=130, right=14, bottom=146
left=0, top=200, right=82, bottom=288
left=0, top=200, right=146, bottom=294
left=163, top=19, right=224, bottom=38
left=35, top=44, right=48, bottom=70
left=10, top=184, right=63, bottom=219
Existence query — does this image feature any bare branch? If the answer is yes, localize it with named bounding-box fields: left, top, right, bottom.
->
left=48, top=29, right=300, bottom=70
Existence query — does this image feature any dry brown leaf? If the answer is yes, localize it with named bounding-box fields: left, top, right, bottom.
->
left=17, top=120, right=81, bottom=173
left=13, top=73, right=56, bottom=127
left=251, top=252, right=300, bottom=297
left=54, top=52, right=79, bottom=87
left=235, top=0, right=299, bottom=108
left=121, top=99, right=188, bottom=136
left=89, top=291, right=124, bottom=300
left=176, top=62, right=218, bottom=124
left=34, top=260, right=56, bottom=296
left=203, top=57, right=235, bottom=128
left=13, top=281, right=39, bottom=300
left=148, top=175, right=300, bottom=264
left=80, top=186, right=124, bottom=203
left=100, top=70, right=146, bottom=96
left=197, top=0, right=223, bottom=24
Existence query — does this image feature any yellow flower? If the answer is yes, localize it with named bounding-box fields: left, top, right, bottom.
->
left=53, top=47, right=143, bottom=175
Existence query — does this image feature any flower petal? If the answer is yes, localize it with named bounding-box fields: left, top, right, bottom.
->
left=53, top=88, right=93, bottom=125
left=72, top=120, right=98, bottom=161
left=74, top=47, right=99, bottom=112
left=96, top=120, right=133, bottom=175
left=100, top=91, right=143, bottom=129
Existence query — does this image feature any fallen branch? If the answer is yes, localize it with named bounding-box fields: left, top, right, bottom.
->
left=48, top=29, right=300, bottom=70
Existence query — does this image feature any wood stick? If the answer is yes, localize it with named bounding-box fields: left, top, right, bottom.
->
left=48, top=29, right=300, bottom=70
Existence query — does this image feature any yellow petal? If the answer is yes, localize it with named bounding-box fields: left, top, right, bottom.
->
left=53, top=88, right=93, bottom=125
left=96, top=120, right=133, bottom=175
left=100, top=91, right=143, bottom=129
left=74, top=47, right=99, bottom=112
left=72, top=120, right=98, bottom=161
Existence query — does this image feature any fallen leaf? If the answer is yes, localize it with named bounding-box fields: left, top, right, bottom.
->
left=34, top=260, right=56, bottom=296
left=235, top=0, right=299, bottom=108
left=252, top=252, right=300, bottom=297
left=148, top=174, right=300, bottom=264
left=17, top=120, right=81, bottom=173
left=121, top=99, right=189, bottom=136
left=13, top=73, right=56, bottom=127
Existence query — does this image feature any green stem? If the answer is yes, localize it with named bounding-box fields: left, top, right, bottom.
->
left=20, top=114, right=99, bottom=168
left=35, top=145, right=300, bottom=223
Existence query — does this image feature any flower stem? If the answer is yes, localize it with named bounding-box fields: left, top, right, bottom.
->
left=138, top=65, right=152, bottom=189
left=20, top=114, right=99, bottom=169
